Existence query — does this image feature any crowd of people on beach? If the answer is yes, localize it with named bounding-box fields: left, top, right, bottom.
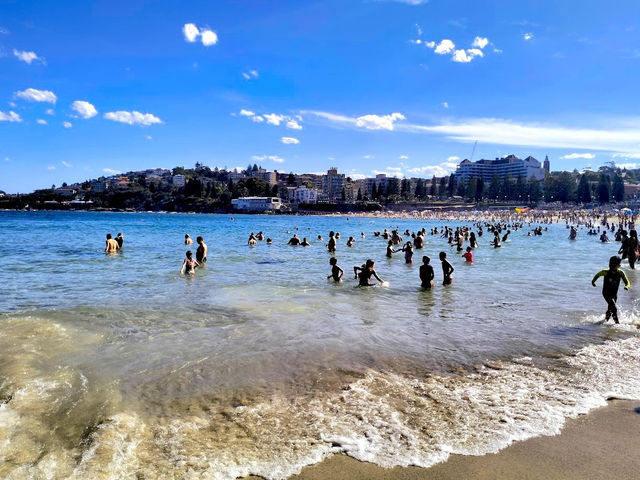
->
left=105, top=209, right=637, bottom=323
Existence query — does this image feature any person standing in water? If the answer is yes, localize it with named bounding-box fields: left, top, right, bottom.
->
left=181, top=250, right=199, bottom=276
left=419, top=256, right=434, bottom=289
left=116, top=233, right=124, bottom=248
left=402, top=241, right=414, bottom=264
left=439, top=251, right=454, bottom=285
left=462, top=246, right=473, bottom=263
left=353, top=259, right=384, bottom=286
left=105, top=233, right=119, bottom=253
left=327, top=257, right=344, bottom=282
left=592, top=255, right=630, bottom=324
left=327, top=231, right=337, bottom=253
left=185, top=234, right=194, bottom=245
left=196, top=236, right=207, bottom=263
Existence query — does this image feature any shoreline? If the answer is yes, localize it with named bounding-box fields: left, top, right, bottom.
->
left=266, top=399, right=640, bottom=480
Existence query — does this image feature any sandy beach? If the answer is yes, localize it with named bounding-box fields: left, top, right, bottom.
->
left=273, top=399, right=640, bottom=480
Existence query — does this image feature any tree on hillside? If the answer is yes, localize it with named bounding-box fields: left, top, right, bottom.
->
left=429, top=176, right=437, bottom=197
left=597, top=174, right=611, bottom=203
left=577, top=174, right=592, bottom=203
left=475, top=178, right=484, bottom=201
left=447, top=174, right=456, bottom=197
left=612, top=174, right=625, bottom=202
left=287, top=172, right=296, bottom=186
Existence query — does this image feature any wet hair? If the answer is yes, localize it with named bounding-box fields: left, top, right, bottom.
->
left=423, top=256, right=430, bottom=264
left=365, top=259, right=375, bottom=268
left=329, top=257, right=337, bottom=265
left=466, top=246, right=472, bottom=252
left=609, top=255, right=622, bottom=269
left=266, top=238, right=272, bottom=243
left=439, top=251, right=446, bottom=260
left=388, top=240, right=393, bottom=246
left=106, top=233, right=112, bottom=239
left=185, top=234, right=190, bottom=238
left=117, top=232, right=123, bottom=237
left=186, top=250, right=193, bottom=258
left=196, top=236, right=203, bottom=242
left=329, top=231, right=335, bottom=236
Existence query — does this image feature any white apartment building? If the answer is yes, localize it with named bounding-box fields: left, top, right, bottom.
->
left=231, top=196, right=282, bottom=212
left=293, top=186, right=318, bottom=204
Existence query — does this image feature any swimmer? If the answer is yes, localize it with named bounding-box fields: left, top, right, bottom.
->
left=600, top=231, right=610, bottom=243
left=327, top=257, right=344, bottom=282
left=248, top=232, right=257, bottom=246
left=462, top=246, right=473, bottom=263
left=327, top=231, right=337, bottom=253
left=256, top=231, right=264, bottom=241
left=402, top=241, right=414, bottom=264
left=301, top=237, right=310, bottom=246
left=491, top=231, right=501, bottom=248
left=185, top=234, right=194, bottom=245
left=439, top=251, right=454, bottom=285
left=105, top=233, right=119, bottom=253
left=180, top=250, right=199, bottom=275
left=196, top=236, right=207, bottom=263
left=353, top=259, right=384, bottom=286
left=386, top=240, right=399, bottom=258
left=592, top=256, right=630, bottom=324
left=266, top=238, right=272, bottom=244
left=288, top=234, right=301, bottom=245
left=116, top=233, right=124, bottom=248
left=419, top=255, right=434, bottom=289
left=346, top=236, right=355, bottom=247
left=318, top=234, right=324, bottom=241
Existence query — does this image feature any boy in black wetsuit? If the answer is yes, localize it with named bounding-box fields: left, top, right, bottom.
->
left=592, top=256, right=630, bottom=324
left=327, top=257, right=344, bottom=282
left=420, top=256, right=434, bottom=289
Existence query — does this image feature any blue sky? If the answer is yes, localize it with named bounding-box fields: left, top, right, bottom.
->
left=2, top=0, right=640, bottom=192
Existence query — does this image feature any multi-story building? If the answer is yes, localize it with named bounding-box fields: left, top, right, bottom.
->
left=322, top=168, right=345, bottom=201
left=293, top=186, right=318, bottom=204
left=250, top=168, right=277, bottom=185
left=172, top=174, right=186, bottom=187
left=231, top=196, right=282, bottom=212
left=454, top=154, right=546, bottom=184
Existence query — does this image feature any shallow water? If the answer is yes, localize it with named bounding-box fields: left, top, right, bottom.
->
left=0, top=211, right=638, bottom=479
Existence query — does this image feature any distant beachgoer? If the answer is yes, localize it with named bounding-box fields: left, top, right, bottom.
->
left=463, top=246, right=473, bottom=263
left=592, top=255, right=630, bottom=324
left=439, top=251, right=454, bottom=285
left=569, top=226, right=577, bottom=240
left=414, top=234, right=424, bottom=249
left=328, top=231, right=337, bottom=253
left=248, top=233, right=257, bottom=246
left=181, top=250, right=199, bottom=275
left=491, top=231, right=501, bottom=248
left=318, top=234, right=323, bottom=241
left=353, top=259, right=384, bottom=286
left=301, top=237, right=310, bottom=246
left=402, top=241, right=414, bottom=264
left=196, top=236, right=207, bottom=263
left=386, top=240, right=398, bottom=258
left=256, top=231, right=264, bottom=241
left=185, top=234, right=194, bottom=245
left=626, top=230, right=638, bottom=269
left=501, top=230, right=511, bottom=242
left=288, top=234, right=301, bottom=245
left=469, top=232, right=478, bottom=248
left=419, top=256, right=434, bottom=289
left=105, top=233, right=119, bottom=253
left=361, top=232, right=366, bottom=238
left=327, top=257, right=344, bottom=282
left=346, top=236, right=355, bottom=247
left=116, top=233, right=124, bottom=248
left=600, top=231, right=610, bottom=243
left=266, top=238, right=272, bottom=244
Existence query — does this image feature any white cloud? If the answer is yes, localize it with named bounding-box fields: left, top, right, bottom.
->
left=146, top=135, right=152, bottom=140
left=0, top=27, right=8, bottom=34
left=363, top=155, right=374, bottom=159
left=612, top=153, right=640, bottom=159
left=0, top=110, right=22, bottom=122
left=281, top=137, right=300, bottom=144
left=239, top=109, right=255, bottom=117
left=71, top=100, right=98, bottom=119
left=560, top=153, right=596, bottom=159
left=47, top=166, right=56, bottom=170
left=61, top=161, right=72, bottom=167
left=13, top=49, right=45, bottom=65
left=103, top=168, right=121, bottom=175
left=104, top=110, right=162, bottom=126
left=243, top=70, right=259, bottom=79
left=62, top=121, right=72, bottom=128
left=399, top=155, right=409, bottom=159
left=286, top=119, right=302, bottom=130
left=524, top=33, right=534, bottom=41
left=452, top=49, right=472, bottom=63
left=410, top=39, right=422, bottom=45
left=406, top=161, right=458, bottom=177
left=268, top=155, right=284, bottom=163
left=251, top=155, right=267, bottom=161
left=383, top=0, right=429, bottom=4
left=200, top=29, right=218, bottom=46
left=424, top=41, right=436, bottom=48
left=472, top=36, right=489, bottom=49
left=355, top=113, right=405, bottom=130
left=3, top=157, right=10, bottom=162
left=15, top=88, right=57, bottom=104
left=8, top=102, right=16, bottom=107
left=251, top=115, right=265, bottom=123
left=442, top=102, right=449, bottom=108
left=45, top=108, right=54, bottom=116
left=264, top=113, right=285, bottom=126
left=467, top=48, right=484, bottom=58
left=615, top=163, right=638, bottom=169
left=183, top=23, right=199, bottom=42
left=242, top=72, right=251, bottom=80
left=37, top=118, right=47, bottom=125
left=434, top=39, right=455, bottom=55
left=447, top=156, right=460, bottom=162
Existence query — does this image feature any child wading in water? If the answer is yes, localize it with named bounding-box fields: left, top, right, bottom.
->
left=327, top=257, right=344, bottom=282
left=439, top=251, right=454, bottom=285
left=420, top=256, right=434, bottom=289
left=591, top=255, right=630, bottom=324
left=180, top=250, right=199, bottom=276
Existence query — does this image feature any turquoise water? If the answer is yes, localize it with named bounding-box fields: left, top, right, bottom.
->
left=0, top=211, right=639, bottom=479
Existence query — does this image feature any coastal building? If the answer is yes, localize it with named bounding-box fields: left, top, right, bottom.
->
left=91, top=180, right=108, bottom=192
left=292, top=186, right=318, bottom=204
left=250, top=168, right=277, bottom=185
left=172, top=174, right=186, bottom=187
left=322, top=168, right=345, bottom=202
left=231, top=196, right=282, bottom=212
left=55, top=187, right=77, bottom=197
left=454, top=154, right=546, bottom=184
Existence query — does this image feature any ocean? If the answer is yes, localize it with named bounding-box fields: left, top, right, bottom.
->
left=0, top=210, right=638, bottom=479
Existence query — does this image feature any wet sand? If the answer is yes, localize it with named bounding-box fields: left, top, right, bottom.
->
left=275, top=399, right=640, bottom=480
